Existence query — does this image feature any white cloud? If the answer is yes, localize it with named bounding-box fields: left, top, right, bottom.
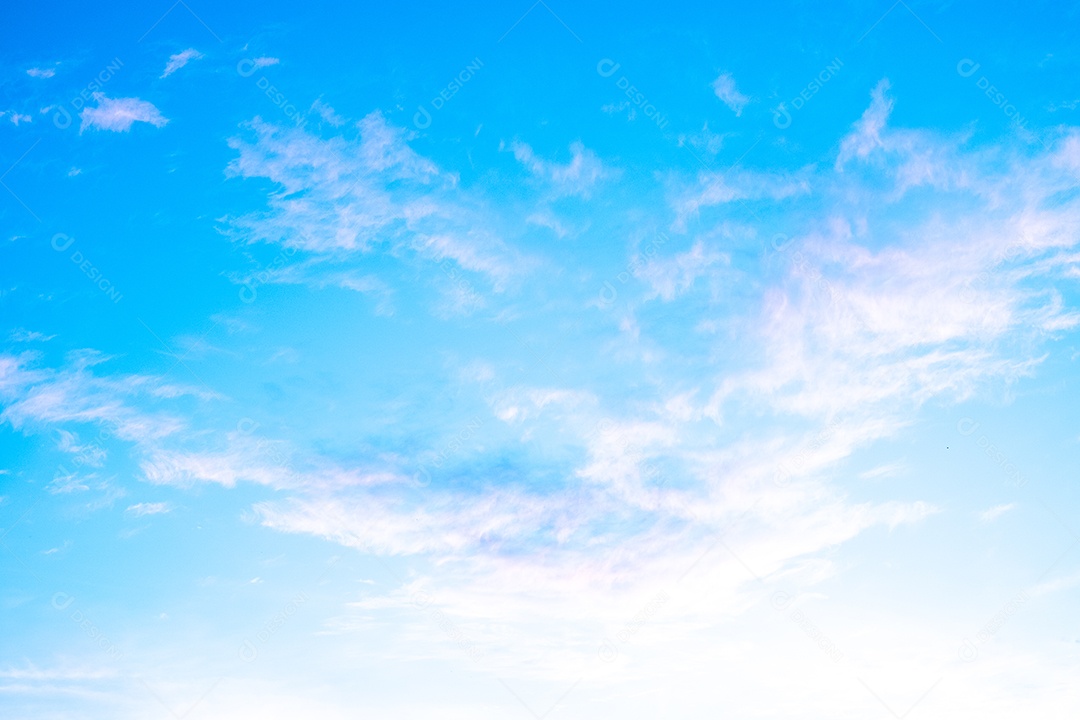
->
left=833, top=78, right=975, bottom=197
left=225, top=112, right=532, bottom=296
left=311, top=98, right=346, bottom=126
left=678, top=121, right=726, bottom=154
left=4, top=83, right=1080, bottom=713
left=978, top=502, right=1015, bottom=522
left=490, top=386, right=595, bottom=425
left=56, top=428, right=107, bottom=466
left=9, top=329, right=55, bottom=342
left=26, top=67, right=56, bottom=78
left=160, top=48, right=204, bottom=78
left=0, top=352, right=198, bottom=445
left=1028, top=567, right=1080, bottom=598
left=634, top=239, right=729, bottom=301
left=505, top=140, right=614, bottom=197
left=79, top=94, right=168, bottom=133
left=837, top=79, right=893, bottom=166
left=712, top=72, right=750, bottom=116
left=525, top=211, right=573, bottom=238
left=670, top=168, right=810, bottom=230
left=125, top=502, right=173, bottom=517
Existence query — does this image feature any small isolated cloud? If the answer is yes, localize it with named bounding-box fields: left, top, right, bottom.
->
left=311, top=98, right=346, bottom=126
left=679, top=121, right=726, bottom=155
left=713, top=72, right=749, bottom=116
left=161, top=48, right=204, bottom=78
left=505, top=140, right=613, bottom=197
left=837, top=78, right=894, bottom=167
left=979, top=503, right=1016, bottom=523
left=635, top=240, right=729, bottom=301
left=125, top=502, right=173, bottom=517
left=252, top=57, right=280, bottom=69
left=1, top=111, right=32, bottom=126
left=10, top=329, right=55, bottom=342
left=80, top=94, right=168, bottom=133
left=26, top=67, right=56, bottom=79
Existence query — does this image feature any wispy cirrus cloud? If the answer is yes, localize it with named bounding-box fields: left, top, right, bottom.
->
left=712, top=72, right=750, bottom=116
left=0, top=351, right=203, bottom=445
left=1, top=111, right=33, bottom=126
left=979, top=503, right=1016, bottom=522
left=160, top=48, right=203, bottom=78
left=670, top=167, right=811, bottom=230
left=2, top=77, right=1079, bottom=708
left=125, top=501, right=173, bottom=517
left=225, top=112, right=534, bottom=298
left=504, top=139, right=615, bottom=198
left=634, top=239, right=729, bottom=301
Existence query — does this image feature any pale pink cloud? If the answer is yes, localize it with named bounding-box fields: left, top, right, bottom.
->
left=79, top=94, right=168, bottom=133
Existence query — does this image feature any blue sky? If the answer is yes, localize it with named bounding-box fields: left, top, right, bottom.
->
left=2, top=0, right=1080, bottom=717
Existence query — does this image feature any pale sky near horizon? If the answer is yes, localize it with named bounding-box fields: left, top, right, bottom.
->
left=2, top=1, right=1080, bottom=718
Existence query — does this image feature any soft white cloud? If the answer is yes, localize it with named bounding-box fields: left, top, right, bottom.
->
left=1028, top=567, right=1080, bottom=598
left=837, top=79, right=894, bottom=166
left=525, top=210, right=573, bottom=238
left=79, top=94, right=168, bottom=133
left=978, top=502, right=1015, bottom=522
left=505, top=140, right=614, bottom=197
left=703, top=114, right=1080, bottom=429
left=670, top=167, right=811, bottom=230
left=9, top=329, right=55, bottom=342
left=3, top=83, right=1080, bottom=714
left=490, top=386, right=595, bottom=424
left=56, top=428, right=107, bottom=466
left=125, top=501, right=173, bottom=517
left=634, top=239, right=729, bottom=301
left=712, top=72, right=750, bottom=116
left=678, top=121, right=726, bottom=154
left=0, top=352, right=201, bottom=445
left=26, top=67, right=56, bottom=78
left=160, top=48, right=203, bottom=78
left=834, top=78, right=977, bottom=197
left=225, top=112, right=532, bottom=296
left=311, top=98, right=346, bottom=126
